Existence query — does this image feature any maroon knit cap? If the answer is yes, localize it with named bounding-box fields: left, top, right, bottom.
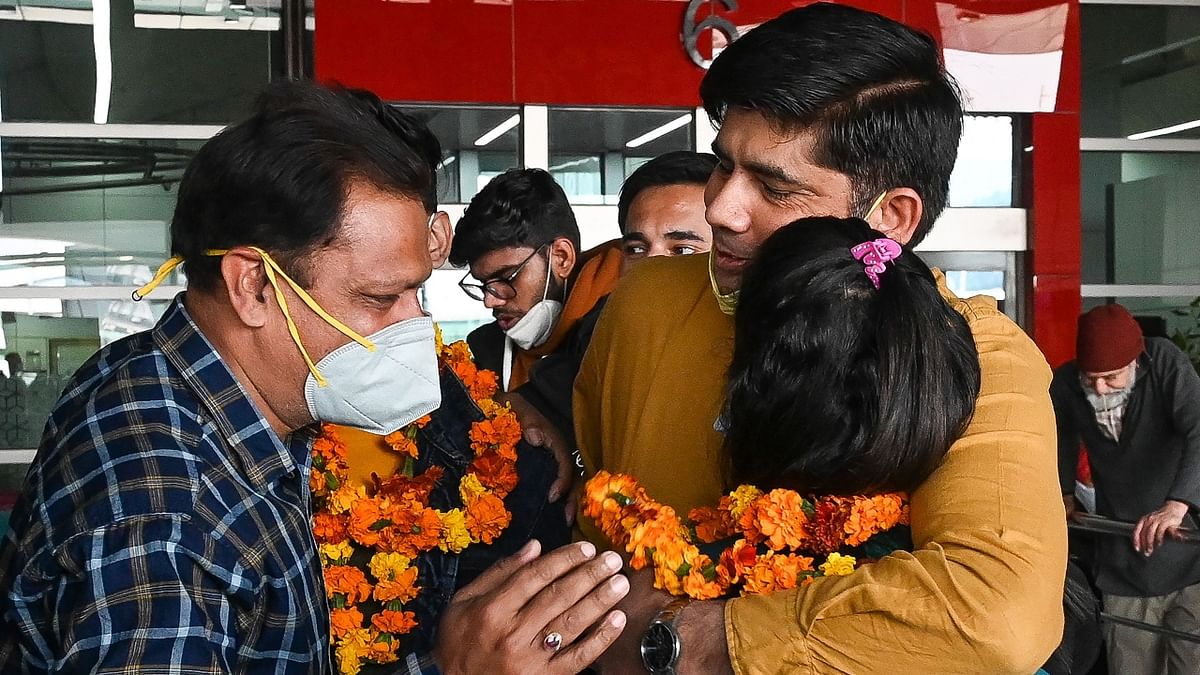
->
left=1077, top=304, right=1144, bottom=373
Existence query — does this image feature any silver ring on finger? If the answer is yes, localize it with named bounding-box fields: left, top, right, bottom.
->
left=542, top=631, right=564, bottom=653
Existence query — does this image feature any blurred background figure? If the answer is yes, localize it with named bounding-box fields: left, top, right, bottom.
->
left=616, top=151, right=717, bottom=275
left=1053, top=303, right=1200, bottom=675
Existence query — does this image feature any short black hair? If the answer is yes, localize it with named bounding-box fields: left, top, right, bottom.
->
left=449, top=168, right=580, bottom=268
left=171, top=81, right=441, bottom=292
left=724, top=216, right=980, bottom=495
left=700, top=3, right=962, bottom=245
left=617, top=151, right=718, bottom=233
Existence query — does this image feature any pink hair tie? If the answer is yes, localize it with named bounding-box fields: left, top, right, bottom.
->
left=850, top=238, right=903, bottom=289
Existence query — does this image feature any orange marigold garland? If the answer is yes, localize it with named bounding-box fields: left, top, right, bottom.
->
left=583, top=471, right=909, bottom=600
left=311, top=330, right=520, bottom=675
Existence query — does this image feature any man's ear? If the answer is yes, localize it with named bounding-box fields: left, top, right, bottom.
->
left=548, top=237, right=577, bottom=280
left=220, top=248, right=273, bottom=328
left=867, top=188, right=924, bottom=246
left=428, top=211, right=453, bottom=268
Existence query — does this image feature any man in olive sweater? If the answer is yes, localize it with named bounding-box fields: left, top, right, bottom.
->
left=1053, top=303, right=1200, bottom=675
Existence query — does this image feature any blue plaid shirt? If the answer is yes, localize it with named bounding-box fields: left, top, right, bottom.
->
left=0, top=296, right=348, bottom=674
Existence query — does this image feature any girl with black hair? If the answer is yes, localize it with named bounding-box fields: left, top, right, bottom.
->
left=724, top=215, right=981, bottom=497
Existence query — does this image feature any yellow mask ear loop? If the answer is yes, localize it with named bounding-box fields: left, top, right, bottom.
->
left=133, top=256, right=185, bottom=301
left=135, top=247, right=375, bottom=388
left=864, top=191, right=889, bottom=222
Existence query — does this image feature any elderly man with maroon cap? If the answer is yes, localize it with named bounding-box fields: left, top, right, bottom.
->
left=1052, top=303, right=1200, bottom=675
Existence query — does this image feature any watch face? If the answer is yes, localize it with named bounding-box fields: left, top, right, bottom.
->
left=640, top=622, right=679, bottom=672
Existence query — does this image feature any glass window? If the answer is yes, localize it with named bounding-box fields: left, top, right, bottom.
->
left=1, top=1, right=279, bottom=124
left=948, top=115, right=1016, bottom=208
left=918, top=251, right=1022, bottom=324
left=421, top=269, right=492, bottom=345
left=397, top=105, right=522, bottom=204
left=0, top=5, right=96, bottom=123
left=1, top=137, right=200, bottom=289
left=548, top=108, right=694, bottom=205
left=1, top=301, right=172, bottom=450
left=1081, top=152, right=1200, bottom=285
left=1082, top=5, right=1200, bottom=140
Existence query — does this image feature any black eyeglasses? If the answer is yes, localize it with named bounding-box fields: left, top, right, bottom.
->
left=458, top=244, right=548, bottom=301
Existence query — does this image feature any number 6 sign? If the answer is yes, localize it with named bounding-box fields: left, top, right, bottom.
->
left=682, top=0, right=740, bottom=70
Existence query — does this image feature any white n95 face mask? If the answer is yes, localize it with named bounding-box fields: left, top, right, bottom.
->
left=304, top=316, right=441, bottom=435
left=134, top=244, right=443, bottom=436
left=503, top=253, right=564, bottom=350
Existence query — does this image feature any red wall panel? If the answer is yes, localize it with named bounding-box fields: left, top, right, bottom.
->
left=1030, top=112, right=1082, bottom=367
left=315, top=0, right=516, bottom=103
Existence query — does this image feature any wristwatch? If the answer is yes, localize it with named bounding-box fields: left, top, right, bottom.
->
left=640, top=597, right=691, bottom=674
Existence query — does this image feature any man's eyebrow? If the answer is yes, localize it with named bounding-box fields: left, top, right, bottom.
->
left=622, top=232, right=650, bottom=243
left=665, top=230, right=706, bottom=242
left=711, top=139, right=804, bottom=187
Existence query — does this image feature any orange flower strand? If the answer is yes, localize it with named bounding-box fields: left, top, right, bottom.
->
left=581, top=472, right=909, bottom=601
left=313, top=337, right=518, bottom=673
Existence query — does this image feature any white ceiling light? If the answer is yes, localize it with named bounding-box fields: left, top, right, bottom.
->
left=92, top=0, right=112, bottom=124
left=1128, top=119, right=1200, bottom=141
left=436, top=155, right=457, bottom=170
left=626, top=113, right=692, bottom=149
left=474, top=114, right=521, bottom=147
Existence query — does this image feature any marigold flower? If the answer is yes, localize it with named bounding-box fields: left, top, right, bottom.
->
left=681, top=555, right=724, bottom=600
left=310, top=468, right=329, bottom=498
left=716, top=538, right=758, bottom=588
left=383, top=431, right=419, bottom=459
left=465, top=492, right=511, bottom=545
left=459, top=473, right=487, bottom=504
left=347, top=497, right=386, bottom=547
left=819, top=552, right=857, bottom=577
left=368, top=552, right=411, bottom=582
left=470, top=455, right=518, bottom=498
left=750, top=489, right=809, bottom=551
left=335, top=639, right=363, bottom=675
left=330, top=606, right=365, bottom=639
left=366, top=632, right=402, bottom=664
left=742, top=553, right=812, bottom=595
left=373, top=565, right=420, bottom=604
left=688, top=505, right=732, bottom=544
left=843, top=494, right=907, bottom=546
left=438, top=508, right=471, bottom=554
left=325, top=565, right=372, bottom=605
left=723, top=485, right=764, bottom=521
left=371, top=609, right=418, bottom=635
left=329, top=484, right=366, bottom=516
left=313, top=512, right=349, bottom=544
left=469, top=414, right=522, bottom=460
left=405, top=508, right=443, bottom=555
left=807, top=498, right=851, bottom=554
left=466, top=368, right=499, bottom=401
left=320, top=540, right=354, bottom=566
left=627, top=507, right=681, bottom=570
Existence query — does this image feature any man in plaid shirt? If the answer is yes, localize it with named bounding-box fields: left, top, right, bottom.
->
left=0, top=82, right=628, bottom=674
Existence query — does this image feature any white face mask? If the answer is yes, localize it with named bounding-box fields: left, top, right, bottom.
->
left=133, top=244, right=443, bottom=435
left=504, top=254, right=563, bottom=350
left=304, top=315, right=441, bottom=435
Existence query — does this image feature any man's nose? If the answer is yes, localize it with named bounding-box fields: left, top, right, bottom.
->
left=483, top=293, right=505, bottom=310
left=705, top=178, right=752, bottom=236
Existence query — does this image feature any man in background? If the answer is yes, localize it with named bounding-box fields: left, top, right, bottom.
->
left=617, top=151, right=716, bottom=274
left=1053, top=303, right=1200, bottom=675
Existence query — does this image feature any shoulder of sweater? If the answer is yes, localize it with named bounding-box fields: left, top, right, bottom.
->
left=605, top=254, right=708, bottom=312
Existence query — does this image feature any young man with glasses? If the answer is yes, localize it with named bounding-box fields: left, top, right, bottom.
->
left=450, top=168, right=623, bottom=398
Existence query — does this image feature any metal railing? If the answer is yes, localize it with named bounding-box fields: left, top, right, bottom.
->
left=1069, top=513, right=1200, bottom=643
